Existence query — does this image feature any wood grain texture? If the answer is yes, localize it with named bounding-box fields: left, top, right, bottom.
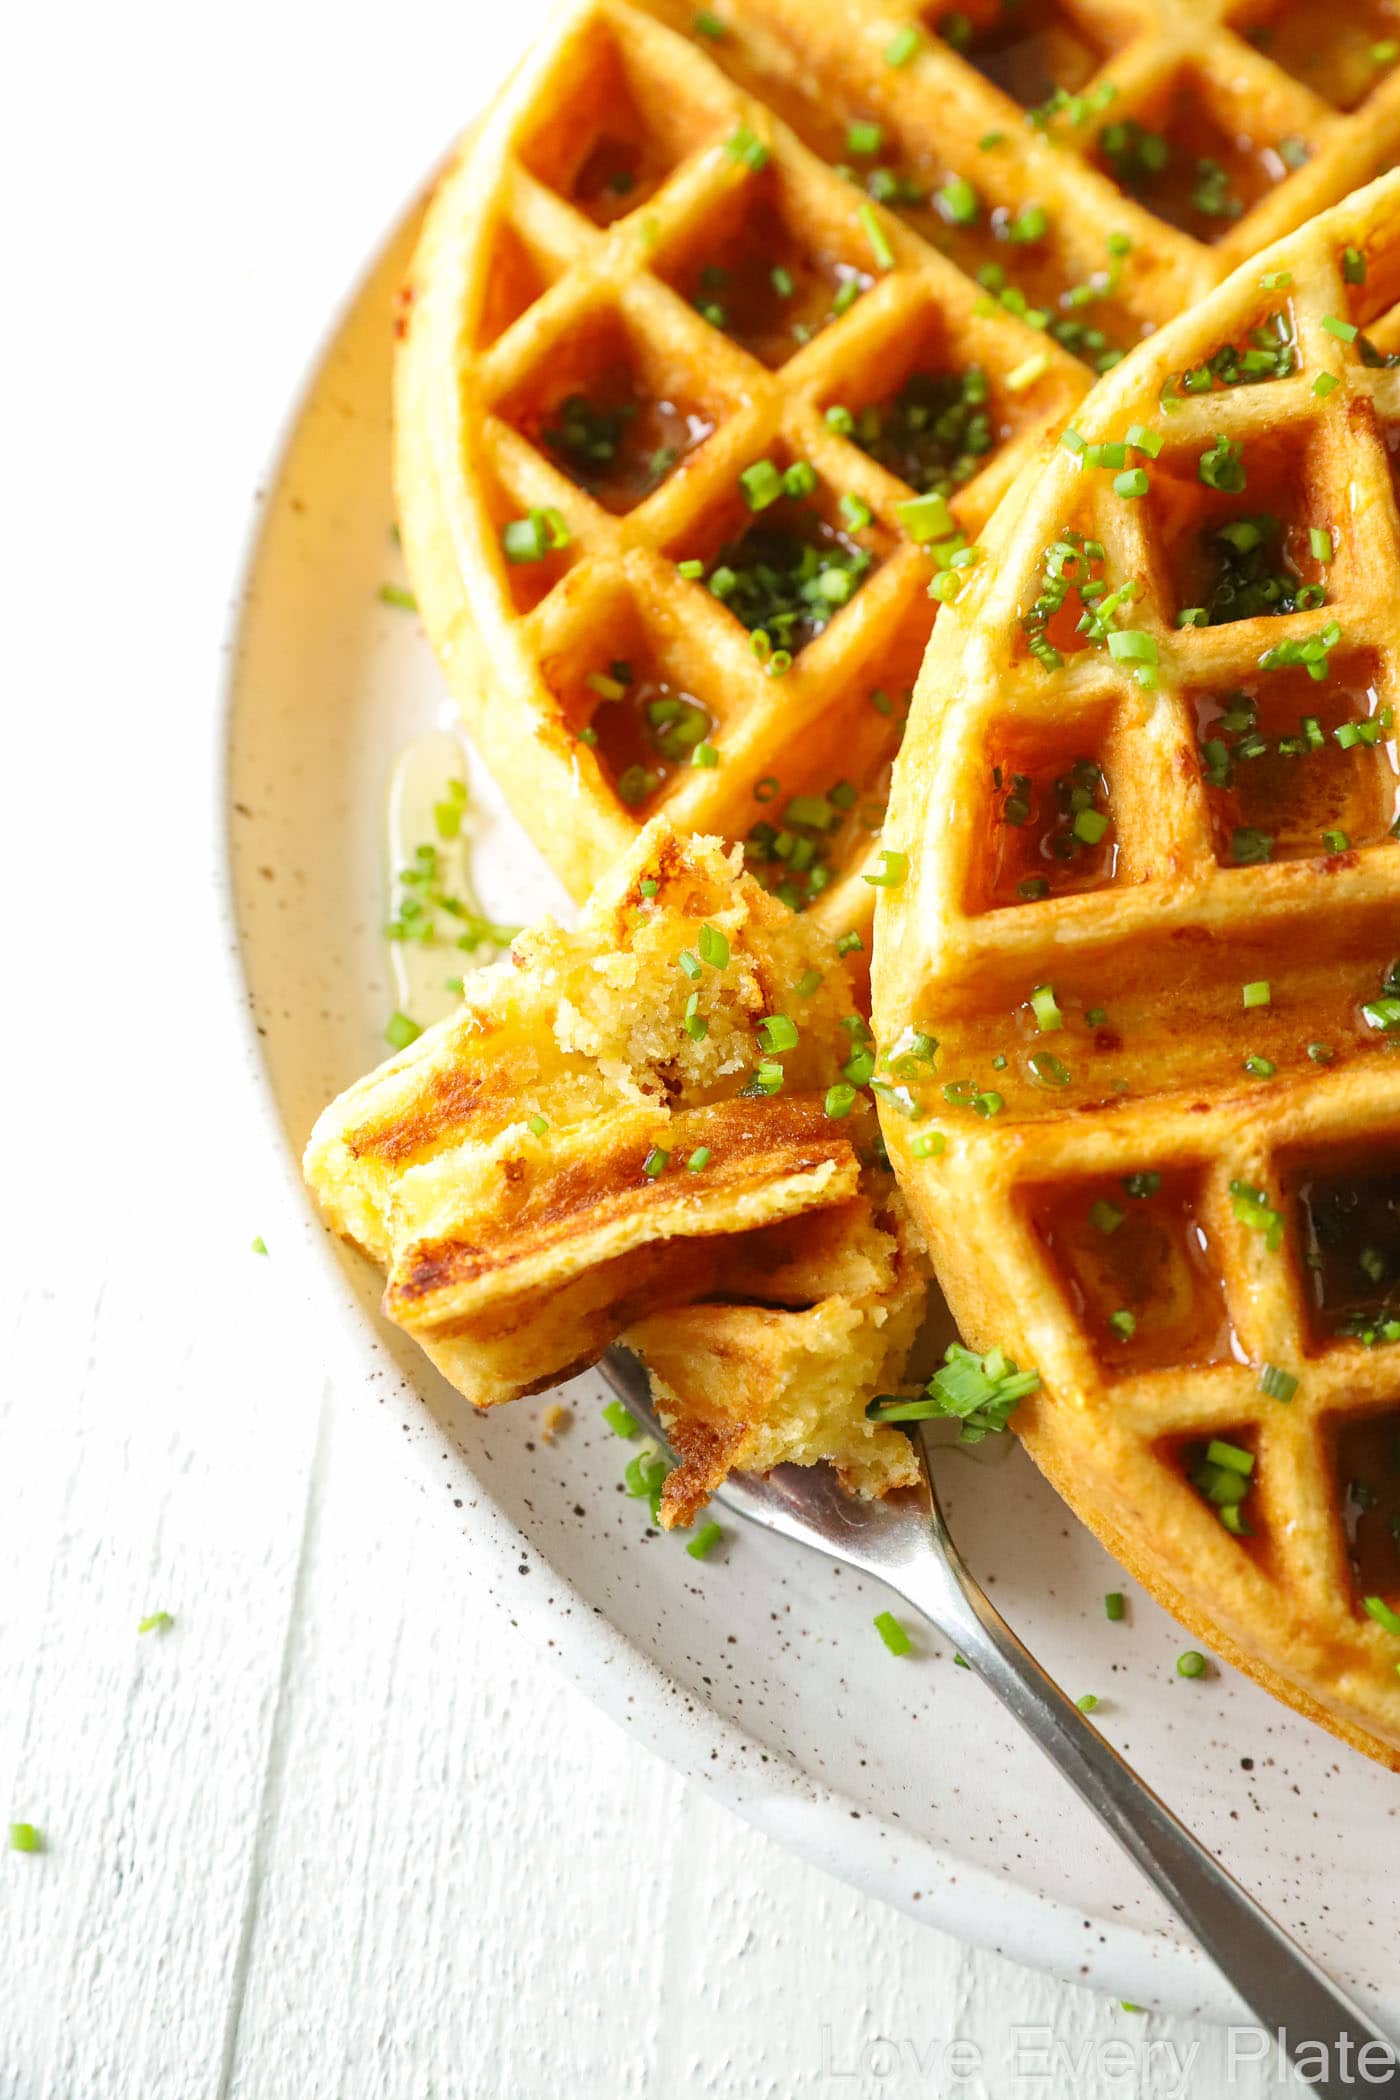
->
left=0, top=0, right=1288, bottom=2093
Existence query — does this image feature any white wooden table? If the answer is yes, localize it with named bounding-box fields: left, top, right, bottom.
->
left=1, top=3, right=1291, bottom=2092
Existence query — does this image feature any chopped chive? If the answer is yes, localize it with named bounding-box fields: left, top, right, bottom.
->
left=693, top=8, right=725, bottom=35
left=1198, top=433, right=1246, bottom=493
left=385, top=1012, right=421, bottom=1051
left=1073, top=807, right=1109, bottom=845
left=825, top=404, right=855, bottom=436
left=836, top=929, right=863, bottom=956
left=857, top=201, right=894, bottom=271
left=739, top=458, right=784, bottom=510
left=846, top=119, right=884, bottom=158
left=678, top=949, right=702, bottom=980
left=782, top=459, right=818, bottom=499
left=884, top=22, right=922, bottom=65
left=677, top=558, right=705, bottom=579
left=250, top=1235, right=268, bottom=1256
left=864, top=849, right=908, bottom=888
left=1085, top=1008, right=1108, bottom=1028
left=1076, top=1693, right=1100, bottom=1713
left=1029, top=983, right=1063, bottom=1032
left=1105, top=1591, right=1126, bottom=1621
left=1307, top=1040, right=1334, bottom=1063
left=936, top=173, right=980, bottom=226
left=824, top=1082, right=858, bottom=1119
left=1260, top=1363, right=1297, bottom=1402
left=1313, top=372, right=1340, bottom=399
left=9, top=1823, right=42, bottom=1854
left=686, top=1146, right=711, bottom=1172
left=724, top=124, right=769, bottom=170
left=840, top=491, right=873, bottom=530
left=686, top=1520, right=723, bottom=1559
left=1017, top=876, right=1049, bottom=900
left=1176, top=1650, right=1207, bottom=1679
left=1231, top=826, right=1273, bottom=865
left=1309, top=527, right=1335, bottom=563
left=642, top=1147, right=670, bottom=1178
left=691, top=740, right=718, bottom=768
left=640, top=878, right=660, bottom=898
left=972, top=1090, right=1003, bottom=1118
left=1089, top=1198, right=1124, bottom=1236
left=1005, top=351, right=1049, bottom=393
left=138, top=1611, right=175, bottom=1635
left=1106, top=629, right=1157, bottom=666
left=758, top=1013, right=799, bottom=1053
left=1241, top=980, right=1271, bottom=1009
left=1114, top=467, right=1150, bottom=499
left=527, top=1113, right=550, bottom=1136
left=1374, top=39, right=1400, bottom=63
left=602, top=1401, right=639, bottom=1439
left=874, top=1611, right=913, bottom=1656
left=794, top=967, right=823, bottom=999
left=910, top=1130, right=946, bottom=1159
left=1178, top=606, right=1207, bottom=628
left=1108, top=1309, right=1136, bottom=1339
left=1322, top=315, right=1358, bottom=342
left=378, top=583, right=417, bottom=611
left=1322, top=828, right=1349, bottom=853
left=1260, top=270, right=1292, bottom=290
left=1243, top=1053, right=1276, bottom=1078
left=896, top=489, right=954, bottom=542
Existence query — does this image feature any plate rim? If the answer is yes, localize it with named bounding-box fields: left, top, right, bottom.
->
left=211, top=171, right=1292, bottom=2032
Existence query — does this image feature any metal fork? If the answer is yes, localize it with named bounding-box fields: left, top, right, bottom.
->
left=603, top=1349, right=1400, bottom=2098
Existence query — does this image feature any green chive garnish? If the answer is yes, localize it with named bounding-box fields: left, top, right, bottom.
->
left=1108, top=1309, right=1136, bottom=1339
left=385, top=1012, right=421, bottom=1051
left=864, top=849, right=908, bottom=888
left=138, top=1611, right=175, bottom=1635
left=1105, top=1592, right=1125, bottom=1621
left=884, top=23, right=922, bottom=64
left=1076, top=1693, right=1100, bottom=1713
left=1089, top=1199, right=1124, bottom=1235
left=602, top=1401, right=638, bottom=1439
left=1029, top=983, right=1063, bottom=1032
left=1363, top=1595, right=1400, bottom=1636
left=1176, top=1650, right=1207, bottom=1679
left=686, top=1147, right=711, bottom=1173
left=9, top=1823, right=42, bottom=1854
left=1241, top=980, right=1271, bottom=1009
left=687, top=1521, right=723, bottom=1559
left=874, top=1611, right=913, bottom=1656
left=1260, top=1364, right=1297, bottom=1402
left=857, top=201, right=894, bottom=272
left=250, top=1236, right=268, bottom=1256
left=378, top=583, right=417, bottom=611
left=643, top=1147, right=670, bottom=1178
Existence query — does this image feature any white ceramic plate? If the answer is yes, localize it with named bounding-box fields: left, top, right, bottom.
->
left=221, top=202, right=1400, bottom=2026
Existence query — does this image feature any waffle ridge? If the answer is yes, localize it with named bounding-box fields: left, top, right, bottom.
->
left=874, top=167, right=1400, bottom=1766
left=397, top=0, right=1400, bottom=962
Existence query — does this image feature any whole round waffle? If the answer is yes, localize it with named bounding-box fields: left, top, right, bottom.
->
left=874, top=167, right=1400, bottom=1765
left=398, top=0, right=1400, bottom=964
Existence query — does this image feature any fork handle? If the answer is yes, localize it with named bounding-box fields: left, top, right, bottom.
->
left=889, top=1528, right=1400, bottom=2096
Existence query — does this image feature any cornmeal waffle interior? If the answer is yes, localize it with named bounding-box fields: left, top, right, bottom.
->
left=305, top=824, right=922, bottom=1516
left=874, top=168, right=1400, bottom=1764
left=397, top=0, right=1400, bottom=967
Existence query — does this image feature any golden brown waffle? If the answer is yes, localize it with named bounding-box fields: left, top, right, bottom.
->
left=397, top=0, right=1400, bottom=967
left=305, top=823, right=921, bottom=1512
left=874, top=168, right=1400, bottom=1764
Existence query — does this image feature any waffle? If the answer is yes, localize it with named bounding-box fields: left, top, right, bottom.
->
left=396, top=0, right=1400, bottom=972
left=305, top=823, right=921, bottom=1512
left=874, top=168, right=1400, bottom=1764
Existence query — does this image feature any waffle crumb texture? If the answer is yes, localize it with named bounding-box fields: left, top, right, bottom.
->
left=305, top=822, right=924, bottom=1519
left=874, top=167, right=1400, bottom=1766
left=395, top=0, right=1400, bottom=968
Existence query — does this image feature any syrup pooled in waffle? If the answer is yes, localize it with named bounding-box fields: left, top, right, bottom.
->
left=873, top=168, right=1400, bottom=1763
left=304, top=823, right=922, bottom=1519
left=397, top=0, right=1400, bottom=966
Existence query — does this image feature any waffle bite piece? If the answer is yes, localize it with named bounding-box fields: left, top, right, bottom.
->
left=396, top=0, right=1400, bottom=968
left=305, top=823, right=923, bottom=1516
left=874, top=168, right=1400, bottom=1764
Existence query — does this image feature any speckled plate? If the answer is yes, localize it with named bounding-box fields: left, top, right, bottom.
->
left=220, top=200, right=1400, bottom=2028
